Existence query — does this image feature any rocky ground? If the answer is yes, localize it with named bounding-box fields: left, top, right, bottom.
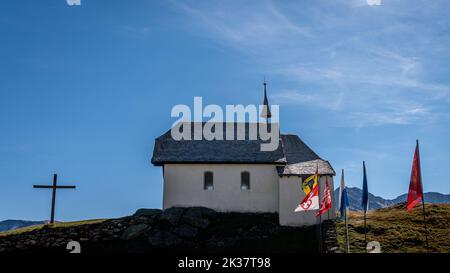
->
left=0, top=207, right=338, bottom=253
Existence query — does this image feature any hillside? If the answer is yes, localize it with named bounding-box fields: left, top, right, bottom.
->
left=3, top=204, right=449, bottom=253
left=336, top=203, right=450, bottom=253
left=3, top=189, right=448, bottom=234
left=0, top=207, right=325, bottom=253
left=334, top=188, right=450, bottom=211
left=0, top=220, right=45, bottom=232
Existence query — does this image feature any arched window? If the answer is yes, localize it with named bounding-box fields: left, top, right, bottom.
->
left=241, top=171, right=250, bottom=190
left=204, top=171, right=214, bottom=190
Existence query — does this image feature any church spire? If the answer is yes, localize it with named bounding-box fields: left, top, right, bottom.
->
left=261, top=79, right=272, bottom=120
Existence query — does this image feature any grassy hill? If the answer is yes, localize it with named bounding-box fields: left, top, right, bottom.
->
left=336, top=203, right=450, bottom=253
left=0, top=219, right=106, bottom=237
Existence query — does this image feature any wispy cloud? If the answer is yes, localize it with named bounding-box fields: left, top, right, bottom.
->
left=349, top=98, right=440, bottom=126
left=174, top=0, right=311, bottom=50
left=350, top=108, right=429, bottom=126
left=173, top=0, right=450, bottom=127
left=272, top=90, right=344, bottom=111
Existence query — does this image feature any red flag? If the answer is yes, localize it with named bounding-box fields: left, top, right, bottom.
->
left=407, top=140, right=423, bottom=211
left=317, top=176, right=332, bottom=216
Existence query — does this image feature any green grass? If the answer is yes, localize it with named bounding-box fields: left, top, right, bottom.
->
left=0, top=219, right=107, bottom=237
left=336, top=204, right=450, bottom=253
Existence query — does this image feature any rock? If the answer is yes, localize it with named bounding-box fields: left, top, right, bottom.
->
left=134, top=208, right=162, bottom=218
left=160, top=207, right=185, bottom=225
left=182, top=207, right=217, bottom=229
left=147, top=230, right=182, bottom=247
left=137, top=216, right=158, bottom=226
left=121, top=224, right=149, bottom=240
left=172, top=225, right=199, bottom=239
left=250, top=226, right=259, bottom=233
left=0, top=210, right=325, bottom=253
left=206, top=237, right=238, bottom=249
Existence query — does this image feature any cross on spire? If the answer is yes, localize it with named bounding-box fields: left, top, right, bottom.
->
left=33, top=173, right=76, bottom=224
left=261, top=78, right=272, bottom=120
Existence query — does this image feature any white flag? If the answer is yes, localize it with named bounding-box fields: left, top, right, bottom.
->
left=338, top=169, right=345, bottom=210
left=294, top=184, right=319, bottom=212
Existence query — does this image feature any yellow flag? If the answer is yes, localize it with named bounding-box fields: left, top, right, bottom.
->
left=302, top=174, right=318, bottom=195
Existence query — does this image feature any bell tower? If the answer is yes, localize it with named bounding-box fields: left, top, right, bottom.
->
left=260, top=79, right=272, bottom=122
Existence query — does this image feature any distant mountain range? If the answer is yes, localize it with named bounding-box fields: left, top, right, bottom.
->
left=2, top=189, right=450, bottom=232
left=0, top=220, right=45, bottom=232
left=334, top=187, right=450, bottom=211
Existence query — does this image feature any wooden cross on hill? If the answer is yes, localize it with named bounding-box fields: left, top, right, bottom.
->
left=34, top=173, right=76, bottom=224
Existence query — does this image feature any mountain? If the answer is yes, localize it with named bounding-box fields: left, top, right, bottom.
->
left=334, top=187, right=450, bottom=211
left=333, top=187, right=394, bottom=211
left=0, top=220, right=45, bottom=232
left=391, top=192, right=450, bottom=204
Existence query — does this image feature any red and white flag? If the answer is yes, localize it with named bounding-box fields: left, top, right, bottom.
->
left=317, top=176, right=332, bottom=216
left=407, top=140, right=423, bottom=211
left=295, top=183, right=319, bottom=212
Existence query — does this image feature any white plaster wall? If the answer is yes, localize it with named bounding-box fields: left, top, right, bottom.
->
left=163, top=164, right=280, bottom=213
left=279, top=175, right=335, bottom=226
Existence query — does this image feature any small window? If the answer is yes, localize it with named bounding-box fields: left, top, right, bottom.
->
left=204, top=171, right=214, bottom=190
left=241, top=171, right=250, bottom=190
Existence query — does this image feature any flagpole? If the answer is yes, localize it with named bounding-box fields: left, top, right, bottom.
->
left=345, top=209, right=350, bottom=253
left=340, top=168, right=350, bottom=253
left=327, top=176, right=331, bottom=220
left=364, top=210, right=367, bottom=253
left=318, top=174, right=323, bottom=253
left=417, top=139, right=430, bottom=253
left=362, top=161, right=368, bottom=253
left=316, top=162, right=322, bottom=253
left=421, top=197, right=430, bottom=252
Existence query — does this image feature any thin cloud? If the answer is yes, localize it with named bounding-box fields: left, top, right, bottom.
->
left=349, top=103, right=434, bottom=127
left=173, top=0, right=450, bottom=127
left=173, top=0, right=311, bottom=50
left=272, top=90, right=344, bottom=111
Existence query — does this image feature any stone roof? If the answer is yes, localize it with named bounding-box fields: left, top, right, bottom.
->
left=276, top=159, right=335, bottom=176
left=151, top=122, right=286, bottom=165
left=278, top=134, right=335, bottom=176
left=151, top=122, right=335, bottom=176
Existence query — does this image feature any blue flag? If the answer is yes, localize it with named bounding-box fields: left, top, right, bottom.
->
left=339, top=169, right=349, bottom=220
left=362, top=161, right=369, bottom=212
left=340, top=187, right=348, bottom=220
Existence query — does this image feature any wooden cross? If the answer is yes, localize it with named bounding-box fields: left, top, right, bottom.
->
left=33, top=173, right=76, bottom=224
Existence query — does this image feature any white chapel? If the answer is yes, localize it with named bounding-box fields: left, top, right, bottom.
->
left=151, top=83, right=336, bottom=226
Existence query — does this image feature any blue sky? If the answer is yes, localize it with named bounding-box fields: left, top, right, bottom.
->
left=1, top=0, right=450, bottom=221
